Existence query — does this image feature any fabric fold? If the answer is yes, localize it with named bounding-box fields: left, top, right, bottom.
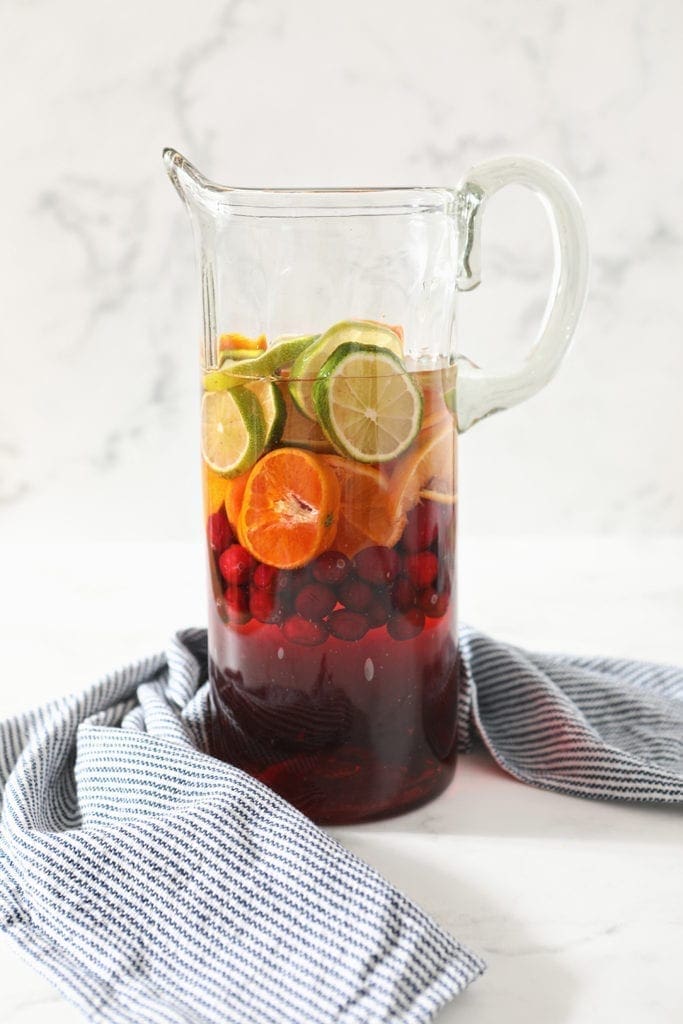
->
left=0, top=628, right=483, bottom=1024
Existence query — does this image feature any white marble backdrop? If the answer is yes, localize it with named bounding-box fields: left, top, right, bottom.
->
left=2, top=0, right=683, bottom=542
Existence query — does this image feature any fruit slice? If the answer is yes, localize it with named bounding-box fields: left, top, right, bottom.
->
left=290, top=320, right=404, bottom=420
left=280, top=385, right=335, bottom=454
left=224, top=471, right=250, bottom=529
left=244, top=380, right=286, bottom=449
left=313, top=343, right=423, bottom=463
left=203, top=465, right=229, bottom=515
left=237, top=448, right=341, bottom=569
left=201, top=387, right=265, bottom=477
left=323, top=455, right=405, bottom=557
left=387, top=418, right=456, bottom=519
left=219, top=332, right=267, bottom=353
left=218, top=334, right=318, bottom=378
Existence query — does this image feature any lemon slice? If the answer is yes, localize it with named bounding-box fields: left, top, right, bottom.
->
left=290, top=320, right=404, bottom=421
left=201, top=387, right=266, bottom=477
left=218, top=334, right=318, bottom=377
left=244, top=380, right=286, bottom=450
left=313, top=343, right=423, bottom=463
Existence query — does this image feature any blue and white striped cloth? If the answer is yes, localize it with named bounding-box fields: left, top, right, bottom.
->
left=458, top=627, right=683, bottom=803
left=0, top=629, right=483, bottom=1024
left=2, top=627, right=682, bottom=1024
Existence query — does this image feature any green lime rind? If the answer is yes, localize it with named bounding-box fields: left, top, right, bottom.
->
left=313, top=342, right=423, bottom=464
left=218, top=334, right=318, bottom=377
left=289, top=320, right=404, bottom=421
left=201, top=386, right=266, bottom=477
left=244, top=380, right=286, bottom=450
left=204, top=368, right=238, bottom=391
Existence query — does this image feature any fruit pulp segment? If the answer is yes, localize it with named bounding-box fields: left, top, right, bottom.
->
left=203, top=360, right=458, bottom=824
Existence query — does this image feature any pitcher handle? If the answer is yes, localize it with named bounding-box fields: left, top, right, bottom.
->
left=454, top=156, right=589, bottom=432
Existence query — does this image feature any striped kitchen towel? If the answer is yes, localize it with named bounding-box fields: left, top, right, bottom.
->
left=0, top=629, right=484, bottom=1024
left=458, top=626, right=683, bottom=803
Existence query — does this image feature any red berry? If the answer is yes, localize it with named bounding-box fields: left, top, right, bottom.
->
left=418, top=586, right=450, bottom=618
left=207, top=509, right=234, bottom=554
left=252, top=563, right=279, bottom=591
left=353, top=546, right=402, bottom=587
left=223, top=586, right=251, bottom=625
left=295, top=583, right=336, bottom=621
left=218, top=544, right=257, bottom=585
left=400, top=502, right=441, bottom=553
left=282, top=614, right=328, bottom=646
left=387, top=607, right=425, bottom=640
left=391, top=578, right=416, bottom=612
left=328, top=610, right=369, bottom=641
left=312, top=550, right=351, bottom=585
left=249, top=588, right=283, bottom=623
left=338, top=577, right=373, bottom=613
left=404, top=551, right=439, bottom=589
left=276, top=567, right=309, bottom=594
left=367, top=595, right=390, bottom=628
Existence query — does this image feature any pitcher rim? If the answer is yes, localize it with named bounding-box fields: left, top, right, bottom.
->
left=164, top=148, right=457, bottom=214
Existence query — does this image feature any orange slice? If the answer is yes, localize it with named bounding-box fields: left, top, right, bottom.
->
left=223, top=471, right=250, bottom=530
left=237, top=448, right=340, bottom=569
left=203, top=464, right=228, bottom=515
left=388, top=419, right=456, bottom=519
left=323, top=455, right=405, bottom=558
left=219, top=332, right=266, bottom=353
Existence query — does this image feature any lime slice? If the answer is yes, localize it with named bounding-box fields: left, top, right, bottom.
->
left=290, top=320, right=404, bottom=421
left=313, top=343, right=423, bottom=463
left=244, top=380, right=286, bottom=450
left=201, top=387, right=266, bottom=477
left=218, top=334, right=318, bottom=377
left=204, top=368, right=237, bottom=392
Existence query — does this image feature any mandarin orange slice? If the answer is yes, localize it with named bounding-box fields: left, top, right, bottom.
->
left=237, top=448, right=340, bottom=569
left=323, top=455, right=405, bottom=558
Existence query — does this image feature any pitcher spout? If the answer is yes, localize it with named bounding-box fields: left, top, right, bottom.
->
left=163, top=148, right=218, bottom=211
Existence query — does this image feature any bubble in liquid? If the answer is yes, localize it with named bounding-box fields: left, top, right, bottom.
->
left=277, top=647, right=284, bottom=660
left=364, top=658, right=375, bottom=681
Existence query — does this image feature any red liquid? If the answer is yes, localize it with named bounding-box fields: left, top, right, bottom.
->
left=208, top=501, right=458, bottom=824
left=204, top=364, right=458, bottom=824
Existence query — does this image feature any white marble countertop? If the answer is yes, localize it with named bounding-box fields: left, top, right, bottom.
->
left=1, top=537, right=681, bottom=1023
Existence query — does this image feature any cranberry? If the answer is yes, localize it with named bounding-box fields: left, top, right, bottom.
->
left=224, top=586, right=251, bottom=625
left=391, top=578, right=416, bottom=612
left=218, top=544, right=257, bottom=586
left=312, top=550, right=351, bottom=585
left=295, top=582, right=336, bottom=621
left=353, top=546, right=401, bottom=587
left=367, top=595, right=390, bottom=628
left=418, top=586, right=450, bottom=618
left=249, top=588, right=283, bottom=624
left=328, top=610, right=369, bottom=641
left=252, top=563, right=279, bottom=591
left=387, top=607, right=425, bottom=641
left=338, top=577, right=373, bottom=613
left=400, top=502, right=441, bottom=553
left=282, top=614, right=328, bottom=646
left=276, top=567, right=309, bottom=593
left=207, top=509, right=234, bottom=554
left=404, top=551, right=439, bottom=589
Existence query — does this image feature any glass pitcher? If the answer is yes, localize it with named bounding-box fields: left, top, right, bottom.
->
left=165, top=149, right=588, bottom=824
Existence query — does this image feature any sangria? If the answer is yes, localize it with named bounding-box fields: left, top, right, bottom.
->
left=203, top=319, right=458, bottom=824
